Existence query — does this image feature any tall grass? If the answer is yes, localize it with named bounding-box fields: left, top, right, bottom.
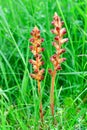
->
left=0, top=0, right=87, bottom=129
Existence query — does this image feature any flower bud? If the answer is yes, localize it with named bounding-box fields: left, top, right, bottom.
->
left=56, top=65, right=62, bottom=70
left=61, top=38, right=68, bottom=44
left=56, top=27, right=60, bottom=32
left=29, top=46, right=33, bottom=50
left=41, top=61, right=44, bottom=65
left=55, top=36, right=59, bottom=41
left=40, top=75, right=44, bottom=81
left=29, top=38, right=34, bottom=43
left=30, top=32, right=33, bottom=36
left=41, top=48, right=45, bottom=52
left=29, top=59, right=36, bottom=65
left=30, top=74, right=36, bottom=79
left=41, top=38, right=44, bottom=42
left=33, top=65, right=37, bottom=70
left=61, top=21, right=64, bottom=26
left=37, top=54, right=42, bottom=59
left=53, top=54, right=57, bottom=59
left=32, top=50, right=36, bottom=56
left=52, top=42, right=60, bottom=50
left=48, top=69, right=53, bottom=75
left=52, top=42, right=56, bottom=46
left=34, top=69, right=38, bottom=73
left=58, top=49, right=66, bottom=55
left=58, top=58, right=66, bottom=63
left=51, top=21, right=55, bottom=25
left=60, top=28, right=66, bottom=36
left=50, top=57, right=54, bottom=62
left=37, top=44, right=40, bottom=47
left=39, top=69, right=44, bottom=75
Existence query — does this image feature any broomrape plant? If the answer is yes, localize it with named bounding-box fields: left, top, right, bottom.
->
left=48, top=12, right=68, bottom=117
left=29, top=26, right=44, bottom=121
left=29, top=12, right=68, bottom=122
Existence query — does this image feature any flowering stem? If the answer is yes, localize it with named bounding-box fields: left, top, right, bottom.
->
left=50, top=70, right=56, bottom=117
left=37, top=80, right=43, bottom=122
left=49, top=12, right=68, bottom=119
left=38, top=80, right=40, bottom=94
left=29, top=26, right=44, bottom=122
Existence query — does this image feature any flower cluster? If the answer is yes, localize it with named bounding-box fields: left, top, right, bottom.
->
left=29, top=13, right=68, bottom=120
left=49, top=12, right=68, bottom=75
left=29, top=26, right=44, bottom=81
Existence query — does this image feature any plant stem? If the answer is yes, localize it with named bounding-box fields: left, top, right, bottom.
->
left=50, top=71, right=56, bottom=117
left=37, top=80, right=43, bottom=122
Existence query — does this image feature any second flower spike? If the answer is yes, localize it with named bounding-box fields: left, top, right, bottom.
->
left=29, top=26, right=45, bottom=81
left=29, top=26, right=44, bottom=121
left=49, top=12, right=68, bottom=117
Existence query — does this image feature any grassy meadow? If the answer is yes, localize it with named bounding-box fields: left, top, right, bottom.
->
left=0, top=0, right=87, bottom=129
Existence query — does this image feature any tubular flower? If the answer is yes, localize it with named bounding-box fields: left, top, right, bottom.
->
left=29, top=26, right=44, bottom=81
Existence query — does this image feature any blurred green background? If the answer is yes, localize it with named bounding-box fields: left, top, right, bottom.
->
left=0, top=0, right=87, bottom=129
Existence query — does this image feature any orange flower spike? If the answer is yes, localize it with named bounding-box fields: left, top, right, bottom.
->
left=49, top=12, right=68, bottom=117
left=29, top=26, right=44, bottom=81
left=49, top=12, right=68, bottom=72
left=29, top=26, right=44, bottom=56
left=29, top=26, right=44, bottom=121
